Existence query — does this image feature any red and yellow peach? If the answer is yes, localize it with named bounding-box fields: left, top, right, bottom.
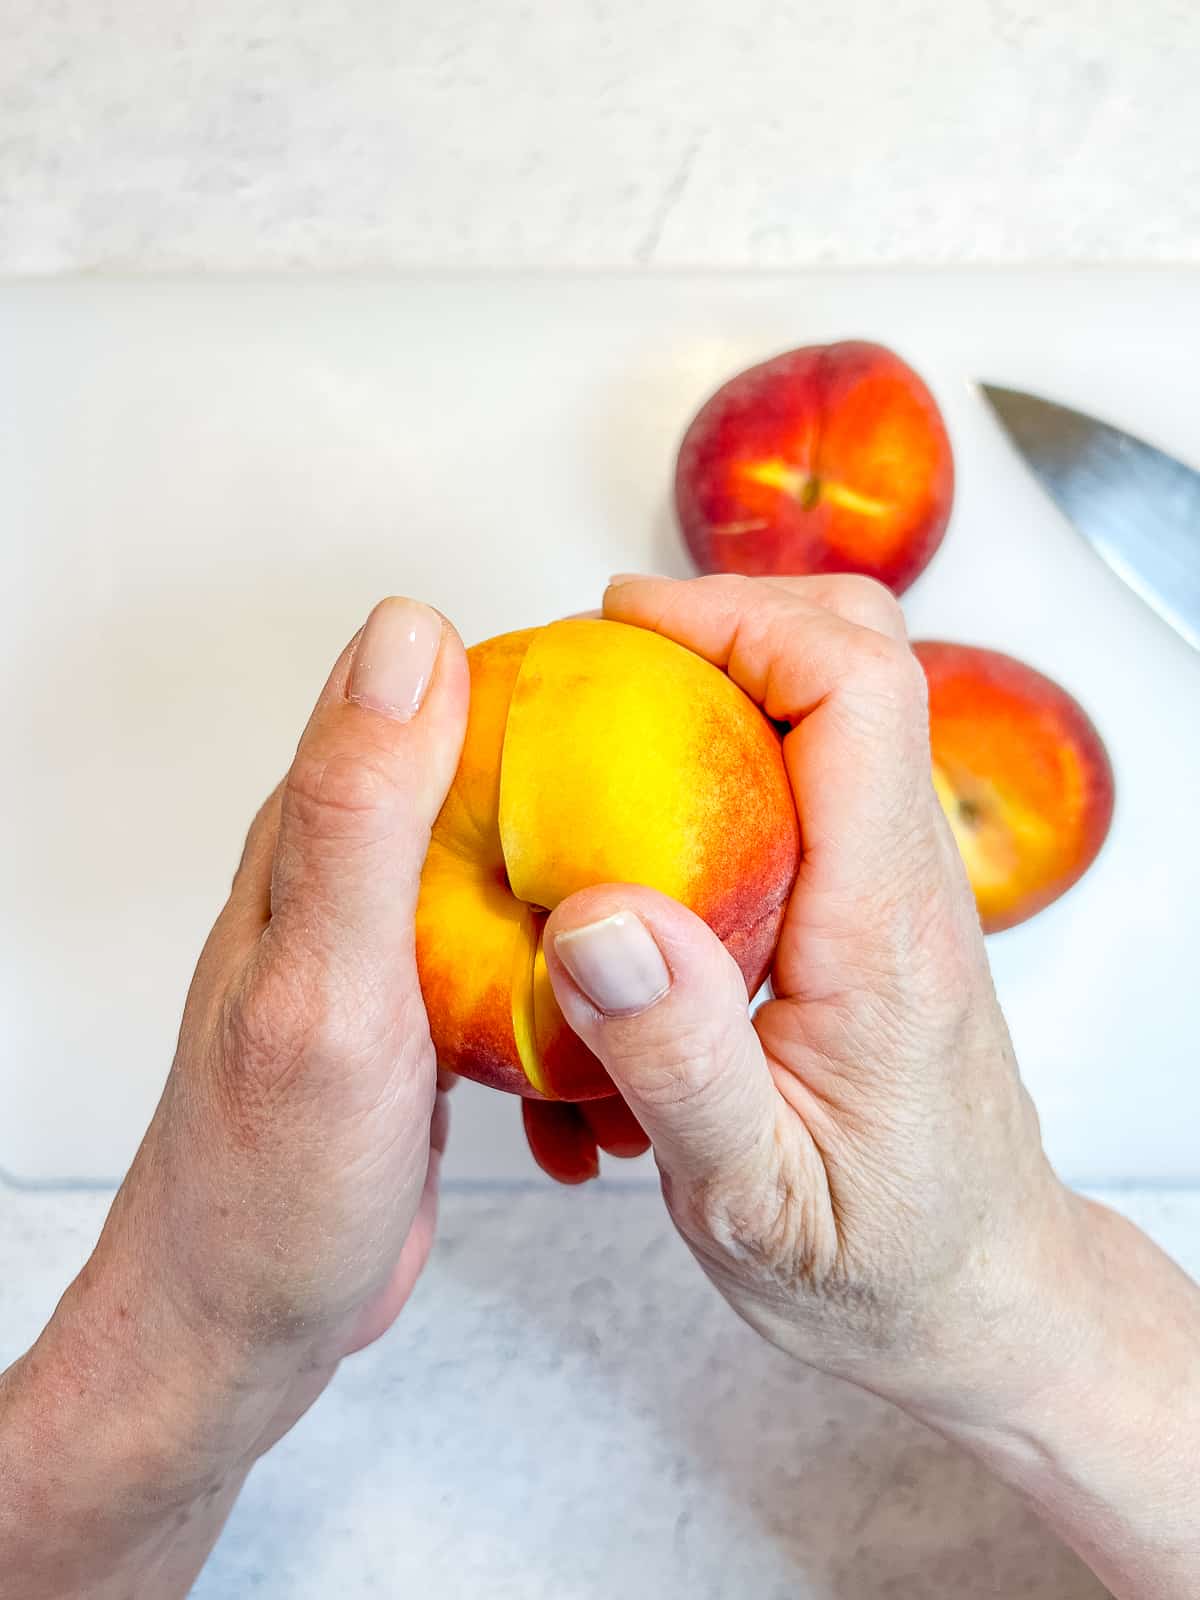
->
left=675, top=340, right=954, bottom=594
left=416, top=619, right=801, bottom=1098
left=915, top=641, right=1114, bottom=933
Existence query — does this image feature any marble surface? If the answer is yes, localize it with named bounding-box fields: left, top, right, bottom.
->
left=4, top=1177, right=1199, bottom=1597
left=2, top=0, right=1200, bottom=274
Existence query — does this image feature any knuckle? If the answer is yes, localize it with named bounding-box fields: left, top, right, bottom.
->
left=725, top=1170, right=808, bottom=1277
left=674, top=1150, right=834, bottom=1298
left=218, top=947, right=421, bottom=1136
left=830, top=574, right=906, bottom=636
left=221, top=964, right=315, bottom=1108
left=610, top=1010, right=740, bottom=1117
left=694, top=571, right=752, bottom=596
left=693, top=572, right=759, bottom=612
left=623, top=1040, right=719, bottom=1118
left=218, top=964, right=344, bottom=1128
left=847, top=633, right=927, bottom=708
left=283, top=752, right=397, bottom=841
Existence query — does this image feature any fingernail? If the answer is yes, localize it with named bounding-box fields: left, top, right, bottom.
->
left=554, top=912, right=671, bottom=1016
left=347, top=598, right=442, bottom=721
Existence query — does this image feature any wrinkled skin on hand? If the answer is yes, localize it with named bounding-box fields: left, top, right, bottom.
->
left=65, top=603, right=470, bottom=1476
left=528, top=574, right=1071, bottom=1416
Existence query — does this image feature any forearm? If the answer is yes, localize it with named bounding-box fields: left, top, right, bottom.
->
left=928, top=1196, right=1200, bottom=1600
left=0, top=1232, right=326, bottom=1600
left=0, top=1296, right=244, bottom=1598
left=0, top=1360, right=247, bottom=1600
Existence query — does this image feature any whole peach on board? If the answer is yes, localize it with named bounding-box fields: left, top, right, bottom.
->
left=914, top=641, right=1115, bottom=934
left=415, top=619, right=801, bottom=1100
left=675, top=340, right=954, bottom=594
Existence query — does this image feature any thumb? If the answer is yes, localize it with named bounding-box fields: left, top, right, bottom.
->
left=545, top=886, right=780, bottom=1186
left=264, top=597, right=469, bottom=979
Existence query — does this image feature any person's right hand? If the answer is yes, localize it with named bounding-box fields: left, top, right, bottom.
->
left=529, top=572, right=1064, bottom=1409
left=528, top=574, right=1200, bottom=1600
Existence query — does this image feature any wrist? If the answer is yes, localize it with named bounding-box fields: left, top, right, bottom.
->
left=0, top=1144, right=345, bottom=1598
left=56, top=1196, right=338, bottom=1487
left=903, top=1177, right=1097, bottom=1430
left=41, top=1268, right=275, bottom=1494
left=911, top=1191, right=1200, bottom=1597
left=915, top=1187, right=1196, bottom=1428
left=830, top=1167, right=1087, bottom=1430
left=70, top=1132, right=350, bottom=1470
left=0, top=1305, right=244, bottom=1599
left=0, top=1242, right=324, bottom=1600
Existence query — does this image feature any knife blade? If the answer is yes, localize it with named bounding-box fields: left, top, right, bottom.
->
left=979, top=384, right=1200, bottom=651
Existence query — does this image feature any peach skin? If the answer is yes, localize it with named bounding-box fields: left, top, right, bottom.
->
left=415, top=618, right=801, bottom=1101
left=914, top=641, right=1115, bottom=933
left=675, top=340, right=954, bottom=593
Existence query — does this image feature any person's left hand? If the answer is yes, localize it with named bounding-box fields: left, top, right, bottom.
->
left=117, top=594, right=469, bottom=1397
left=3, top=597, right=468, bottom=1597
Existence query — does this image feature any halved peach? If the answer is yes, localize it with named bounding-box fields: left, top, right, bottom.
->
left=416, top=619, right=801, bottom=1098
left=915, top=641, right=1115, bottom=933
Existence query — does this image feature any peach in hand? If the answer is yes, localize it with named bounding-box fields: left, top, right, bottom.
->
left=416, top=618, right=801, bottom=1100
left=675, top=340, right=954, bottom=594
left=915, top=641, right=1114, bottom=934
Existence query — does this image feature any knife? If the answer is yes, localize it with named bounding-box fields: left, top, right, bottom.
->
left=979, top=384, right=1200, bottom=652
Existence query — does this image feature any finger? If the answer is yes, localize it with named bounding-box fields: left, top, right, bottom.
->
left=195, top=782, right=284, bottom=979
left=545, top=884, right=782, bottom=1189
left=341, top=1103, right=448, bottom=1355
left=430, top=1083, right=452, bottom=1157
left=609, top=571, right=907, bottom=641
left=581, top=1094, right=651, bottom=1160
left=602, top=575, right=938, bottom=994
left=603, top=574, right=920, bottom=730
left=522, top=1100, right=600, bottom=1185
left=228, top=782, right=284, bottom=923
left=756, top=574, right=908, bottom=641
left=264, top=598, right=469, bottom=995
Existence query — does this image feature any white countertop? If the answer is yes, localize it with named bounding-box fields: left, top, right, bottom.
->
left=2, top=0, right=1199, bottom=274
left=3, top=5, right=1199, bottom=1594
left=5, top=1177, right=1198, bottom=1599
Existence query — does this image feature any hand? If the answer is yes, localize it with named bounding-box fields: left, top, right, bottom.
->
left=0, top=597, right=468, bottom=1598
left=531, top=574, right=1200, bottom=1600
left=530, top=571, right=1058, bottom=1398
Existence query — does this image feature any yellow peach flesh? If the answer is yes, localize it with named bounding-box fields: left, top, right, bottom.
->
left=416, top=618, right=799, bottom=1099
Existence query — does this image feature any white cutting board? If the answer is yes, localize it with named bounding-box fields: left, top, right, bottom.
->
left=2, top=273, right=1198, bottom=1186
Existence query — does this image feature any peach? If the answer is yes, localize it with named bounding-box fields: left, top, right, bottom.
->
left=416, top=619, right=800, bottom=1099
left=914, top=641, right=1115, bottom=934
left=675, top=340, right=954, bottom=594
